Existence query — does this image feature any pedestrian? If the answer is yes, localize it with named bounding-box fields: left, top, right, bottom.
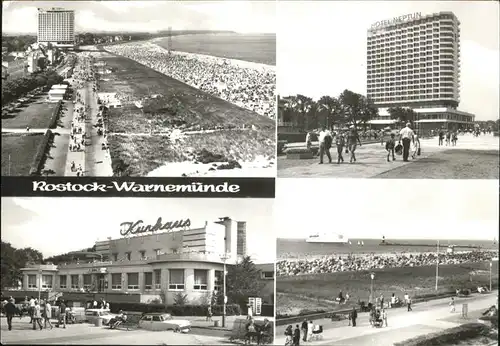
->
left=449, top=297, right=456, bottom=313
left=4, top=298, right=19, bottom=331
left=307, top=320, right=313, bottom=341
left=335, top=131, right=345, bottom=164
left=206, top=305, right=212, bottom=322
left=293, top=324, right=301, bottom=346
left=382, top=308, right=388, bottom=327
left=29, top=296, right=35, bottom=323
left=380, top=294, right=385, bottom=309
left=305, top=131, right=312, bottom=152
left=398, top=123, right=415, bottom=162
left=351, top=307, right=358, bottom=327
left=43, top=301, right=53, bottom=329
left=411, top=131, right=421, bottom=159
left=438, top=129, right=444, bottom=145
left=301, top=319, right=308, bottom=342
left=318, top=126, right=332, bottom=164
left=58, top=300, right=67, bottom=328
left=285, top=325, right=293, bottom=346
left=347, top=125, right=362, bottom=163
left=385, top=133, right=396, bottom=162
left=32, top=301, right=43, bottom=330
left=407, top=296, right=413, bottom=312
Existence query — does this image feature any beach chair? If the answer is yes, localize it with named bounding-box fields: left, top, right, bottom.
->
left=310, top=325, right=323, bottom=341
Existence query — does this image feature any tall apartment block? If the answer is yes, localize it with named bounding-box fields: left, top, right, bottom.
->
left=366, top=12, right=474, bottom=132
left=37, top=8, right=75, bottom=48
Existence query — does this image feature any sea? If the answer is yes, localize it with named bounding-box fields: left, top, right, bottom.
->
left=277, top=238, right=499, bottom=260
left=154, top=33, right=276, bottom=66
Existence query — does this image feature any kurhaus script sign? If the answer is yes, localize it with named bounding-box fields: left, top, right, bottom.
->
left=371, top=12, right=422, bottom=29
left=120, top=218, right=191, bottom=236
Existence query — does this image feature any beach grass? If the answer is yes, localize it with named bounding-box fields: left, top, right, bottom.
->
left=276, top=261, right=499, bottom=317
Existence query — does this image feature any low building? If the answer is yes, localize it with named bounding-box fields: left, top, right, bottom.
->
left=2, top=55, right=27, bottom=80
left=98, top=92, right=122, bottom=108
left=11, top=217, right=270, bottom=307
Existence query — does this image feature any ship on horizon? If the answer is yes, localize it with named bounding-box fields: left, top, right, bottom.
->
left=306, top=233, right=349, bottom=244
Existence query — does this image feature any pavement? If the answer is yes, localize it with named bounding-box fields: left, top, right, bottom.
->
left=278, top=133, right=499, bottom=178
left=0, top=315, right=241, bottom=345
left=275, top=291, right=498, bottom=346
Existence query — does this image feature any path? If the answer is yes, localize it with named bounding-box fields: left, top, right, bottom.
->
left=278, top=134, right=499, bottom=178
left=275, top=292, right=497, bottom=346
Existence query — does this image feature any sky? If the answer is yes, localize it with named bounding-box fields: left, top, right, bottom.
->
left=277, top=1, right=500, bottom=121
left=276, top=179, right=499, bottom=240
left=1, top=1, right=276, bottom=34
left=1, top=197, right=275, bottom=263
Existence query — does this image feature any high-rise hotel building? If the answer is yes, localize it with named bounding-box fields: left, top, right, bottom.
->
left=37, top=8, right=75, bottom=48
left=367, top=12, right=474, bottom=131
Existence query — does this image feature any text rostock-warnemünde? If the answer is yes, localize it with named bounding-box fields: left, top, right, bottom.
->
left=32, top=181, right=241, bottom=193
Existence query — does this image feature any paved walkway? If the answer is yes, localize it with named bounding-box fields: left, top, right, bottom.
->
left=275, top=292, right=497, bottom=346
left=278, top=134, right=499, bottom=178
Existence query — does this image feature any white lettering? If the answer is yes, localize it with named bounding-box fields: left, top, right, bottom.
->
left=32, top=181, right=107, bottom=192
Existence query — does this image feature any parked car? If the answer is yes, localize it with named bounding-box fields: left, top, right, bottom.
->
left=85, top=309, right=116, bottom=325
left=138, top=313, right=191, bottom=332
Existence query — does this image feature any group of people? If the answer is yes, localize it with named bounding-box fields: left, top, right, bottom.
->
left=2, top=296, right=69, bottom=331
left=284, top=319, right=321, bottom=346
left=245, top=317, right=272, bottom=345
left=276, top=250, right=498, bottom=276
left=308, top=123, right=421, bottom=164
left=437, top=129, right=459, bottom=146
left=104, top=42, right=276, bottom=119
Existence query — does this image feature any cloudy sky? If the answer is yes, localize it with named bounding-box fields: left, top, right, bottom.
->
left=2, top=1, right=276, bottom=34
left=277, top=1, right=500, bottom=121
left=1, top=198, right=275, bottom=263
left=276, top=179, right=499, bottom=240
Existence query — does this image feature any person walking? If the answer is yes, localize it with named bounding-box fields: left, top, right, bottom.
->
left=293, top=324, right=301, bottom=346
left=32, top=301, right=43, bottom=330
left=438, top=129, right=445, bottom=145
left=385, top=133, right=396, bottom=162
left=28, top=296, right=35, bottom=323
left=382, top=308, right=388, bottom=327
left=4, top=298, right=19, bottom=331
left=335, top=131, right=345, bottom=164
left=347, top=125, right=362, bottom=163
left=43, top=301, right=53, bottom=329
left=449, top=297, right=456, bottom=313
left=301, top=319, right=308, bottom=342
left=58, top=300, right=67, bottom=329
left=398, top=123, right=415, bottom=162
left=307, top=320, right=313, bottom=342
left=351, top=307, right=358, bottom=327
left=411, top=131, right=421, bottom=159
left=318, top=126, right=332, bottom=164
left=206, top=305, right=212, bottom=322
left=407, top=296, right=413, bottom=312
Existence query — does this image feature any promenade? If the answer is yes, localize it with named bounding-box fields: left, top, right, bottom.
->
left=275, top=292, right=497, bottom=346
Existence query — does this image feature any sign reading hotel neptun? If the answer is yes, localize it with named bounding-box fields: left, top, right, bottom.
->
left=371, top=12, right=422, bottom=29
left=120, top=218, right=191, bottom=236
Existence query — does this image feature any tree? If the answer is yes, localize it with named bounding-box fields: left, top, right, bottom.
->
left=359, top=96, right=379, bottom=131
left=225, top=256, right=264, bottom=310
left=387, top=107, right=417, bottom=127
left=289, top=94, right=314, bottom=131
left=0, top=242, right=44, bottom=290
left=339, top=89, right=363, bottom=127
left=317, top=95, right=343, bottom=130
left=37, top=57, right=48, bottom=71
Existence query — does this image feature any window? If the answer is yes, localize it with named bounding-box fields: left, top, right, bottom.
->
left=193, top=270, right=208, bottom=290
left=144, top=272, right=153, bottom=290
left=41, top=275, right=52, bottom=289
left=71, top=275, right=79, bottom=289
left=83, top=274, right=92, bottom=290
left=59, top=275, right=67, bottom=289
left=126, top=252, right=131, bottom=261
left=139, top=251, right=146, bottom=259
left=154, top=249, right=161, bottom=256
left=112, top=253, right=118, bottom=261
left=152, top=315, right=162, bottom=322
left=127, top=273, right=139, bottom=290
left=214, top=271, right=223, bottom=292
left=154, top=270, right=161, bottom=289
left=111, top=273, right=122, bottom=289
left=169, top=269, right=185, bottom=290
left=28, top=275, right=37, bottom=288
left=261, top=271, right=274, bottom=280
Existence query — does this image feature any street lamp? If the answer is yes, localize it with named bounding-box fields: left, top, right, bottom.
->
left=490, top=262, right=493, bottom=292
left=370, top=272, right=375, bottom=304
left=38, top=269, right=42, bottom=302
left=220, top=252, right=230, bottom=328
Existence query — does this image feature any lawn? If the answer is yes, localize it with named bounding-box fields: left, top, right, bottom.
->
left=98, top=53, right=275, bottom=176
left=276, top=261, right=499, bottom=317
left=376, top=149, right=499, bottom=179
left=1, top=97, right=56, bottom=129
left=1, top=133, right=45, bottom=175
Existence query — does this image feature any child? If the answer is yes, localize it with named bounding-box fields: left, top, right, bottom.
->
left=336, top=132, right=345, bottom=164
left=385, top=133, right=396, bottom=162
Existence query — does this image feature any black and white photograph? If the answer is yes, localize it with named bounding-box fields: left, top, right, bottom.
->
left=1, top=197, right=275, bottom=345
left=1, top=1, right=276, bottom=177
left=277, top=1, right=499, bottom=179
left=275, top=179, right=499, bottom=346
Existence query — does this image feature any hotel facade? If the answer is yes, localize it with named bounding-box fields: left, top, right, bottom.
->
left=37, top=8, right=75, bottom=48
left=14, top=217, right=274, bottom=305
left=366, top=11, right=475, bottom=132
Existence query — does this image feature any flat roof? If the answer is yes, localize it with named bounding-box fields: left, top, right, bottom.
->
left=52, top=84, right=68, bottom=89
left=49, top=90, right=66, bottom=94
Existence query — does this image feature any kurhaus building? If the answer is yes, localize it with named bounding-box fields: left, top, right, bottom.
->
left=366, top=11, right=475, bottom=132
left=16, top=217, right=275, bottom=305
left=37, top=8, right=75, bottom=48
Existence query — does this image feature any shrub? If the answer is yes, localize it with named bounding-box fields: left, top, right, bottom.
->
left=393, top=323, right=488, bottom=346
left=29, top=130, right=53, bottom=176
left=48, top=100, right=62, bottom=129
left=109, top=302, right=241, bottom=316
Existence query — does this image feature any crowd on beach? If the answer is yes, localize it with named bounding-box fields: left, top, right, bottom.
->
left=104, top=42, right=276, bottom=119
left=276, top=250, right=498, bottom=276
